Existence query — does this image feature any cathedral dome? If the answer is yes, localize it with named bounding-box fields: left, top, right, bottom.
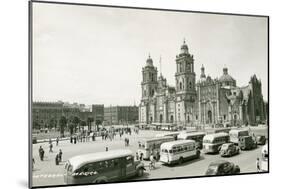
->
left=180, top=39, right=189, bottom=54
left=219, top=67, right=236, bottom=86
left=146, top=54, right=153, bottom=67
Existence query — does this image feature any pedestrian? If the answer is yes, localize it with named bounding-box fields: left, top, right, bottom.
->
left=49, top=142, right=53, bottom=153
left=256, top=158, right=260, bottom=172
left=106, top=147, right=108, bottom=151
left=70, top=136, right=73, bottom=143
left=149, top=153, right=156, bottom=170
left=140, top=153, right=143, bottom=161
left=74, top=136, right=77, bottom=144
left=39, top=146, right=44, bottom=161
left=156, top=151, right=160, bottom=161
left=135, top=152, right=139, bottom=161
left=127, top=138, right=130, bottom=146
left=92, top=132, right=95, bottom=141
left=32, top=158, right=35, bottom=170
left=55, top=154, right=60, bottom=165
left=58, top=149, right=63, bottom=162
left=56, top=137, right=59, bottom=146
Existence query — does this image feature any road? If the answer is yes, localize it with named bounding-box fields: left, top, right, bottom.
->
left=32, top=126, right=267, bottom=187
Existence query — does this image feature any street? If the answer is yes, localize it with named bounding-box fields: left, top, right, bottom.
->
left=32, top=126, right=267, bottom=187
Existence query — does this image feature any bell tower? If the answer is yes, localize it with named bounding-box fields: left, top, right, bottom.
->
left=141, top=54, right=158, bottom=100
left=175, top=39, right=196, bottom=98
left=175, top=39, right=197, bottom=124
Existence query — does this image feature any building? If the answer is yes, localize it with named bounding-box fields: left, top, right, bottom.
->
left=32, top=101, right=64, bottom=130
left=32, top=101, right=96, bottom=130
left=139, top=40, right=267, bottom=127
left=104, top=106, right=139, bottom=125
left=92, top=104, right=104, bottom=125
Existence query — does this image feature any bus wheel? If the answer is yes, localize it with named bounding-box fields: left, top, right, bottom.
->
left=137, top=168, right=144, bottom=177
left=178, top=157, right=183, bottom=164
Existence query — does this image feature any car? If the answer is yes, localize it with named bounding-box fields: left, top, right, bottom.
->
left=205, top=160, right=240, bottom=175
left=239, top=136, right=257, bottom=150
left=256, top=135, right=266, bottom=145
left=219, top=143, right=240, bottom=157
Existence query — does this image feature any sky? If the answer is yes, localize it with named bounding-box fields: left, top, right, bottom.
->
left=32, top=2, right=268, bottom=106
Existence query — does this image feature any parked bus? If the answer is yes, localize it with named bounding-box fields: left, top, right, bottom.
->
left=177, top=132, right=205, bottom=149
left=64, top=149, right=145, bottom=184
left=208, top=128, right=231, bottom=134
left=155, top=131, right=181, bottom=140
left=229, top=129, right=249, bottom=144
left=160, top=140, right=200, bottom=165
left=137, top=136, right=174, bottom=159
left=203, top=133, right=230, bottom=153
left=260, top=144, right=268, bottom=172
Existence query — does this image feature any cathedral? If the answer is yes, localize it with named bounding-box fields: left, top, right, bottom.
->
left=139, top=40, right=267, bottom=128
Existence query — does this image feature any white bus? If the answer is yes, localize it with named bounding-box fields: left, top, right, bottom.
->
left=160, top=140, right=200, bottom=165
left=203, top=133, right=230, bottom=153
left=137, top=136, right=174, bottom=159
left=155, top=131, right=181, bottom=140
left=177, top=132, right=206, bottom=149
left=229, top=129, right=249, bottom=144
left=64, top=149, right=145, bottom=184
left=260, top=144, right=268, bottom=172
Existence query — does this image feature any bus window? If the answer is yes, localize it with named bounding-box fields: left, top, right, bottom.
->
left=126, top=156, right=133, bottom=167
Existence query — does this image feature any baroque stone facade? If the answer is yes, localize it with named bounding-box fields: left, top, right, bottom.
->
left=139, top=40, right=267, bottom=127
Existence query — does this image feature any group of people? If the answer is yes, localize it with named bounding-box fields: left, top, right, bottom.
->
left=35, top=137, right=64, bottom=169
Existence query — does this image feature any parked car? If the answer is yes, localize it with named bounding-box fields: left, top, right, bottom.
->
left=256, top=135, right=266, bottom=145
left=219, top=143, right=240, bottom=157
left=205, top=160, right=240, bottom=175
left=238, top=136, right=257, bottom=150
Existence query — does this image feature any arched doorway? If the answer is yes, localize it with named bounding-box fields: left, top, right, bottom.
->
left=234, top=114, right=237, bottom=126
left=170, top=115, right=174, bottom=123
left=160, top=114, right=163, bottom=123
left=207, top=110, right=212, bottom=124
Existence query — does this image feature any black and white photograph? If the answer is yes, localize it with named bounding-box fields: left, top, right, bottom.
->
left=29, top=1, right=269, bottom=188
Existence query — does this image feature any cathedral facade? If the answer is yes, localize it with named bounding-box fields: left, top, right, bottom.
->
left=139, top=40, right=267, bottom=127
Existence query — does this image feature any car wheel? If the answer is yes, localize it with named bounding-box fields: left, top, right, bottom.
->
left=137, top=168, right=144, bottom=177
left=178, top=157, right=184, bottom=164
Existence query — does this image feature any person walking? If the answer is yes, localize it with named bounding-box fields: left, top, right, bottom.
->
left=39, top=146, right=44, bottom=161
left=58, top=149, right=63, bottom=162
left=55, top=154, right=60, bottom=165
left=56, top=137, right=59, bottom=146
left=49, top=142, right=53, bottom=153
left=256, top=158, right=260, bottom=172
left=140, top=153, right=143, bottom=161
left=32, top=158, right=35, bottom=170
left=106, top=147, right=108, bottom=151
left=135, top=152, right=139, bottom=161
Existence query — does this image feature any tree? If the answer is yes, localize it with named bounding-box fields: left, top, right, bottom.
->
left=87, top=117, right=94, bottom=132
left=73, top=116, right=80, bottom=133
left=59, top=116, right=67, bottom=137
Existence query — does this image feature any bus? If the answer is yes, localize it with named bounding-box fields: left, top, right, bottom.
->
left=160, top=140, right=200, bottom=165
left=177, top=132, right=206, bottom=149
left=137, top=136, right=174, bottom=159
left=64, top=149, right=145, bottom=184
left=203, top=133, right=230, bottom=153
left=229, top=129, right=249, bottom=144
left=155, top=131, right=181, bottom=140
left=260, top=144, right=268, bottom=172
left=206, top=128, right=231, bottom=134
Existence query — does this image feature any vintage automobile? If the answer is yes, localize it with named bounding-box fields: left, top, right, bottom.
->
left=238, top=136, right=257, bottom=150
left=256, top=135, right=266, bottom=145
left=205, top=160, right=240, bottom=175
left=219, top=143, right=240, bottom=157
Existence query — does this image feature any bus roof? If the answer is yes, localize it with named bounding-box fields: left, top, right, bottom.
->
left=178, top=132, right=205, bottom=138
left=68, top=149, right=133, bottom=171
left=155, top=132, right=180, bottom=137
left=139, top=136, right=174, bottom=143
left=161, top=140, right=195, bottom=149
left=229, top=128, right=249, bottom=134
left=203, top=132, right=229, bottom=141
